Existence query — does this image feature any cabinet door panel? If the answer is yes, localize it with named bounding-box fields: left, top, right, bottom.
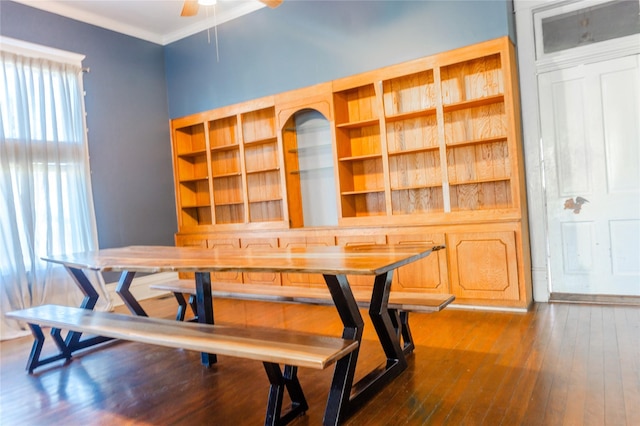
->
left=279, top=236, right=336, bottom=288
left=174, top=236, right=207, bottom=279
left=207, top=238, right=242, bottom=283
left=387, top=234, right=448, bottom=292
left=240, top=237, right=281, bottom=285
left=335, top=234, right=387, bottom=288
left=447, top=231, right=519, bottom=300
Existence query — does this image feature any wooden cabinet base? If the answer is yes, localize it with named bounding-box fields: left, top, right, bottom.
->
left=176, top=222, right=532, bottom=309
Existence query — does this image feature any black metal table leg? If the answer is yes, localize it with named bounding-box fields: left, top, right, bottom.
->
left=369, top=272, right=406, bottom=366
left=322, top=271, right=409, bottom=425
left=116, top=271, right=147, bottom=316
left=322, top=274, right=364, bottom=425
left=195, top=271, right=216, bottom=366
left=62, top=266, right=113, bottom=351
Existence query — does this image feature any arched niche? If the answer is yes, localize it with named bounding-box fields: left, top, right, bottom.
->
left=281, top=108, right=338, bottom=228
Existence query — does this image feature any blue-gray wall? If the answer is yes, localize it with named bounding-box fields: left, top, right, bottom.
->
left=166, top=0, right=514, bottom=119
left=1, top=1, right=177, bottom=258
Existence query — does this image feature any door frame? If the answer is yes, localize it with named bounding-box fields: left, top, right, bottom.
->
left=513, top=0, right=640, bottom=302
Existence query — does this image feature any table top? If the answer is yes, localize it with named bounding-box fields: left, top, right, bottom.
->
left=42, top=244, right=443, bottom=275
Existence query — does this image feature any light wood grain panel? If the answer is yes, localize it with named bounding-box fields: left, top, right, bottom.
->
left=450, top=181, right=512, bottom=211
left=389, top=150, right=441, bottom=189
left=447, top=231, right=519, bottom=301
left=178, top=180, right=207, bottom=207
left=440, top=53, right=504, bottom=104
left=386, top=115, right=438, bottom=152
left=349, top=85, right=377, bottom=123
left=390, top=187, right=444, bottom=215
left=346, top=125, right=380, bottom=157
left=443, top=103, right=507, bottom=145
left=382, top=70, right=436, bottom=115
left=387, top=233, right=447, bottom=292
left=246, top=170, right=281, bottom=201
left=174, top=123, right=206, bottom=153
left=248, top=200, right=282, bottom=223
left=473, top=141, right=509, bottom=181
left=213, top=175, right=243, bottom=205
left=214, top=204, right=244, bottom=224
left=241, top=107, right=276, bottom=143
left=176, top=154, right=209, bottom=181
left=244, top=142, right=278, bottom=172
left=466, top=53, right=504, bottom=100
left=341, top=192, right=386, bottom=217
left=446, top=141, right=509, bottom=184
left=208, top=116, right=237, bottom=148
left=211, top=149, right=240, bottom=176
left=281, top=117, right=304, bottom=228
left=179, top=206, right=212, bottom=228
left=351, top=158, right=384, bottom=192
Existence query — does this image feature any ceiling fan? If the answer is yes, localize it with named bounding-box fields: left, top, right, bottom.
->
left=181, top=0, right=283, bottom=17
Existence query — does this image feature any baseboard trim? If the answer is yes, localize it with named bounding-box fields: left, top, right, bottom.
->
left=550, top=293, right=640, bottom=306
left=447, top=304, right=529, bottom=313
left=106, top=272, right=178, bottom=306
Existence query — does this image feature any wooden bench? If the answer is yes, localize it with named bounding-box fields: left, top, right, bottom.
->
left=6, top=304, right=359, bottom=426
left=151, top=279, right=455, bottom=354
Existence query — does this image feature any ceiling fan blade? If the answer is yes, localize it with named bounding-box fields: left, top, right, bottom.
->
left=181, top=0, right=199, bottom=16
left=259, top=0, right=283, bottom=8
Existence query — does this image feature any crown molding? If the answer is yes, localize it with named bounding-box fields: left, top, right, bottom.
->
left=11, top=1, right=265, bottom=46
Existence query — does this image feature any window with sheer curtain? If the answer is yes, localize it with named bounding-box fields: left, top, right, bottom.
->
left=0, top=39, right=110, bottom=340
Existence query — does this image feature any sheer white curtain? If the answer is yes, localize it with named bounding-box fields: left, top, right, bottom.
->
left=0, top=46, right=111, bottom=340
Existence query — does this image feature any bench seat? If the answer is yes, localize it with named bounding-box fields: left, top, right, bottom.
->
left=151, top=279, right=454, bottom=357
left=151, top=279, right=455, bottom=314
left=6, top=304, right=358, bottom=370
left=7, top=305, right=359, bottom=425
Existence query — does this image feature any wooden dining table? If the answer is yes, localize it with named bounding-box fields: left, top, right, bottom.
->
left=43, top=243, right=443, bottom=425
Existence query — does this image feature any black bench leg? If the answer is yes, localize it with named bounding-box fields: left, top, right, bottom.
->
left=170, top=291, right=199, bottom=322
left=172, top=292, right=189, bottom=321
left=388, top=309, right=415, bottom=355
left=188, top=294, right=198, bottom=318
left=25, top=324, right=72, bottom=373
left=22, top=266, right=114, bottom=373
left=263, top=363, right=308, bottom=426
left=399, top=310, right=415, bottom=355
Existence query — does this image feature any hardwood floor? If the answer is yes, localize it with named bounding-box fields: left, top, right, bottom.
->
left=1, top=296, right=638, bottom=425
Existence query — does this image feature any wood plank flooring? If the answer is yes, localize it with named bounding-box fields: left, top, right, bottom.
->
left=1, top=296, right=638, bottom=425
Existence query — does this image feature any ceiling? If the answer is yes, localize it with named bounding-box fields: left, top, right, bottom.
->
left=11, top=0, right=268, bottom=45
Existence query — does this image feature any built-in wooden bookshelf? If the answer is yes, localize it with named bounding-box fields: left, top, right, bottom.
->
left=171, top=99, right=286, bottom=230
left=170, top=37, right=532, bottom=309
left=173, top=123, right=211, bottom=227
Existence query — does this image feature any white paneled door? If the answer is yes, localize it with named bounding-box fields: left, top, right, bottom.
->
left=538, top=54, right=640, bottom=295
